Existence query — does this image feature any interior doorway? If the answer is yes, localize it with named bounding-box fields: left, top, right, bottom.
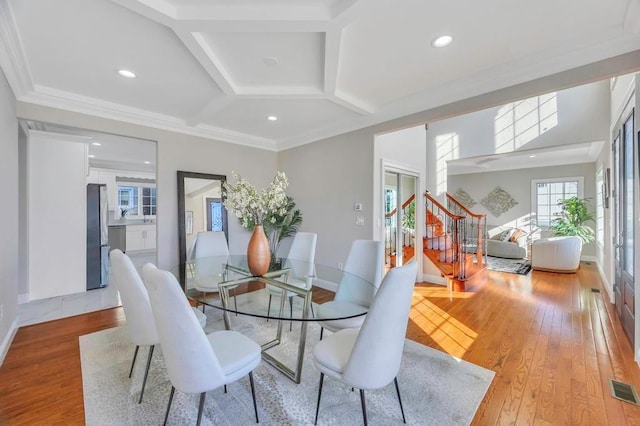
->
left=383, top=168, right=418, bottom=270
left=612, top=102, right=635, bottom=345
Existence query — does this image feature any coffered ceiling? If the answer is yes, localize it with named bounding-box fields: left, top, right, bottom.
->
left=1, top=0, right=640, bottom=151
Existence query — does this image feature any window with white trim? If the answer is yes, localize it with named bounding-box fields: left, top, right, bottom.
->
left=118, top=182, right=156, bottom=217
left=532, top=177, right=583, bottom=227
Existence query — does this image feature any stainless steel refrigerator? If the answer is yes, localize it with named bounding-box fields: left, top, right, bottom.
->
left=87, top=183, right=110, bottom=290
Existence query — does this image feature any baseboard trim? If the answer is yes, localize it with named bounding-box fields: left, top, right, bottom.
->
left=422, top=274, right=447, bottom=285
left=595, top=260, right=614, bottom=303
left=17, top=293, right=29, bottom=304
left=0, top=319, right=18, bottom=367
left=581, top=255, right=597, bottom=262
left=313, top=278, right=338, bottom=292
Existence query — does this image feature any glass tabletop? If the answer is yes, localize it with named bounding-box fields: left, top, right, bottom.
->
left=171, top=255, right=375, bottom=322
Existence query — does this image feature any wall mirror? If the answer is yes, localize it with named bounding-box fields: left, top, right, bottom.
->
left=177, top=171, right=228, bottom=288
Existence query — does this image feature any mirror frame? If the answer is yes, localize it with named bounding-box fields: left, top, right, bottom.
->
left=177, top=171, right=228, bottom=289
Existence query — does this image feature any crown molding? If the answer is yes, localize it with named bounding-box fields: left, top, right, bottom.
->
left=20, top=85, right=278, bottom=151
left=0, top=0, right=33, bottom=97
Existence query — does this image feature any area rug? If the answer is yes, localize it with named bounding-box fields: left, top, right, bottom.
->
left=80, top=295, right=494, bottom=425
left=486, top=255, right=532, bottom=275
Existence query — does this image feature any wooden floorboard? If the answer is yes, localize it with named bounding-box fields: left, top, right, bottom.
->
left=2, top=263, right=640, bottom=424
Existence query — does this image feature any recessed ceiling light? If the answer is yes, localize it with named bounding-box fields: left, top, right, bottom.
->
left=267, top=116, right=278, bottom=121
left=263, top=56, right=279, bottom=66
left=144, top=161, right=151, bottom=164
left=88, top=154, right=96, bottom=158
left=431, top=35, right=453, bottom=48
left=92, top=142, right=101, bottom=146
left=529, top=155, right=536, bottom=158
left=117, top=69, right=136, bottom=78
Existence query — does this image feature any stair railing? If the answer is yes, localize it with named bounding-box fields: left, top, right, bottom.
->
left=446, top=193, right=488, bottom=269
left=424, top=191, right=466, bottom=279
left=385, top=194, right=416, bottom=266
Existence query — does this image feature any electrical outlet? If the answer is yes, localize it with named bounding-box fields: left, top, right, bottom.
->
left=354, top=203, right=362, bottom=211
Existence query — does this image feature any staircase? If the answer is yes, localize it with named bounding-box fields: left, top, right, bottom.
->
left=423, top=191, right=488, bottom=291
left=385, top=194, right=416, bottom=268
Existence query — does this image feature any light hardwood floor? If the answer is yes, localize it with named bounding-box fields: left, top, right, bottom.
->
left=1, top=262, right=639, bottom=424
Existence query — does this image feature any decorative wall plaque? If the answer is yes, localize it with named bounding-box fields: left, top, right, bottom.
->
left=453, top=188, right=477, bottom=209
left=480, top=186, right=518, bottom=217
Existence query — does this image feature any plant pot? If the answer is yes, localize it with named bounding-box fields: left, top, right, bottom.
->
left=247, top=225, right=270, bottom=276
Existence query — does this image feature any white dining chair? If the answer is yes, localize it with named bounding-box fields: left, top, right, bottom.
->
left=317, top=240, right=384, bottom=339
left=191, top=231, right=237, bottom=313
left=142, top=264, right=261, bottom=426
left=312, top=260, right=417, bottom=425
left=109, top=249, right=207, bottom=404
left=266, top=232, right=317, bottom=329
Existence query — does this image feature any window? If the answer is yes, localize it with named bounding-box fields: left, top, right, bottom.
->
left=118, top=183, right=156, bottom=217
left=531, top=177, right=583, bottom=227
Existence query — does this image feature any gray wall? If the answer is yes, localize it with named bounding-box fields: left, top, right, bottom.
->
left=448, top=162, right=597, bottom=256
left=16, top=102, right=278, bottom=270
left=0, top=67, right=18, bottom=360
left=18, top=125, right=27, bottom=298
left=278, top=128, right=374, bottom=268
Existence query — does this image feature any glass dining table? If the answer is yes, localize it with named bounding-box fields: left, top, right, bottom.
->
left=171, top=255, right=374, bottom=384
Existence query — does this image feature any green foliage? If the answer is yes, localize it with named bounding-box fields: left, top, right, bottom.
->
left=402, top=200, right=415, bottom=232
left=550, top=196, right=595, bottom=244
left=263, top=196, right=303, bottom=257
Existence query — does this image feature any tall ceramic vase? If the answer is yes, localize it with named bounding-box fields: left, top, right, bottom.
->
left=247, top=225, right=270, bottom=276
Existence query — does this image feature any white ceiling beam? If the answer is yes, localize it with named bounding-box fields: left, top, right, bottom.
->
left=329, top=90, right=375, bottom=115
left=323, top=29, right=342, bottom=94
left=330, top=0, right=367, bottom=26
left=171, top=20, right=330, bottom=33
left=110, top=0, right=177, bottom=25
left=0, top=0, right=34, bottom=97
left=174, top=30, right=237, bottom=95
left=235, top=87, right=325, bottom=99
left=175, top=5, right=330, bottom=22
left=186, top=96, right=235, bottom=126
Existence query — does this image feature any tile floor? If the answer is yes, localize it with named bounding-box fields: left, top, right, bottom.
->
left=18, top=251, right=157, bottom=327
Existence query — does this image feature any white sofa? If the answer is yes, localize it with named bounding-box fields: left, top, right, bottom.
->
left=531, top=236, right=582, bottom=273
left=486, top=226, right=527, bottom=259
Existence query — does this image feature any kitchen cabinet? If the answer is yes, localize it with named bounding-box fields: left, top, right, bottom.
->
left=126, top=224, right=156, bottom=251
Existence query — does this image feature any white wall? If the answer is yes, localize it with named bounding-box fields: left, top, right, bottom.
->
left=0, top=68, right=18, bottom=364
left=18, top=125, right=28, bottom=300
left=426, top=81, right=610, bottom=200
left=448, top=162, right=598, bottom=256
left=27, top=131, right=88, bottom=300
left=16, top=102, right=278, bottom=270
left=278, top=128, right=374, bottom=268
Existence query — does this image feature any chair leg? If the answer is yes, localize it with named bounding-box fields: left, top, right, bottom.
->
left=310, top=302, right=315, bottom=318
left=234, top=295, right=238, bottom=316
left=202, top=292, right=206, bottom=313
left=359, top=389, right=368, bottom=426
left=249, top=371, right=259, bottom=423
left=267, top=295, right=272, bottom=322
left=128, top=345, right=140, bottom=378
left=224, top=385, right=227, bottom=394
left=314, top=373, right=324, bottom=425
left=138, top=345, right=155, bottom=404
left=289, top=297, right=293, bottom=332
left=163, top=386, right=175, bottom=426
left=196, top=392, right=206, bottom=426
left=319, top=327, right=324, bottom=341
left=394, top=377, right=406, bottom=423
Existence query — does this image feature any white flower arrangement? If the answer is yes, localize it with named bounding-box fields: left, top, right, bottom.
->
left=223, top=171, right=289, bottom=229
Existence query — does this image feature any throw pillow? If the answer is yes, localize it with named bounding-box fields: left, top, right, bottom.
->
left=490, top=230, right=509, bottom=240
left=509, top=229, right=524, bottom=242
left=501, top=228, right=516, bottom=241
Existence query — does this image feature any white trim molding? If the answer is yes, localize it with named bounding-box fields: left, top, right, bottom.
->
left=422, top=274, right=447, bottom=286
left=595, top=259, right=614, bottom=303
left=0, top=319, right=18, bottom=367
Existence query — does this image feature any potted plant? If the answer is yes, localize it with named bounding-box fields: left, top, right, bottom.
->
left=550, top=196, right=595, bottom=244
left=263, top=196, right=303, bottom=265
